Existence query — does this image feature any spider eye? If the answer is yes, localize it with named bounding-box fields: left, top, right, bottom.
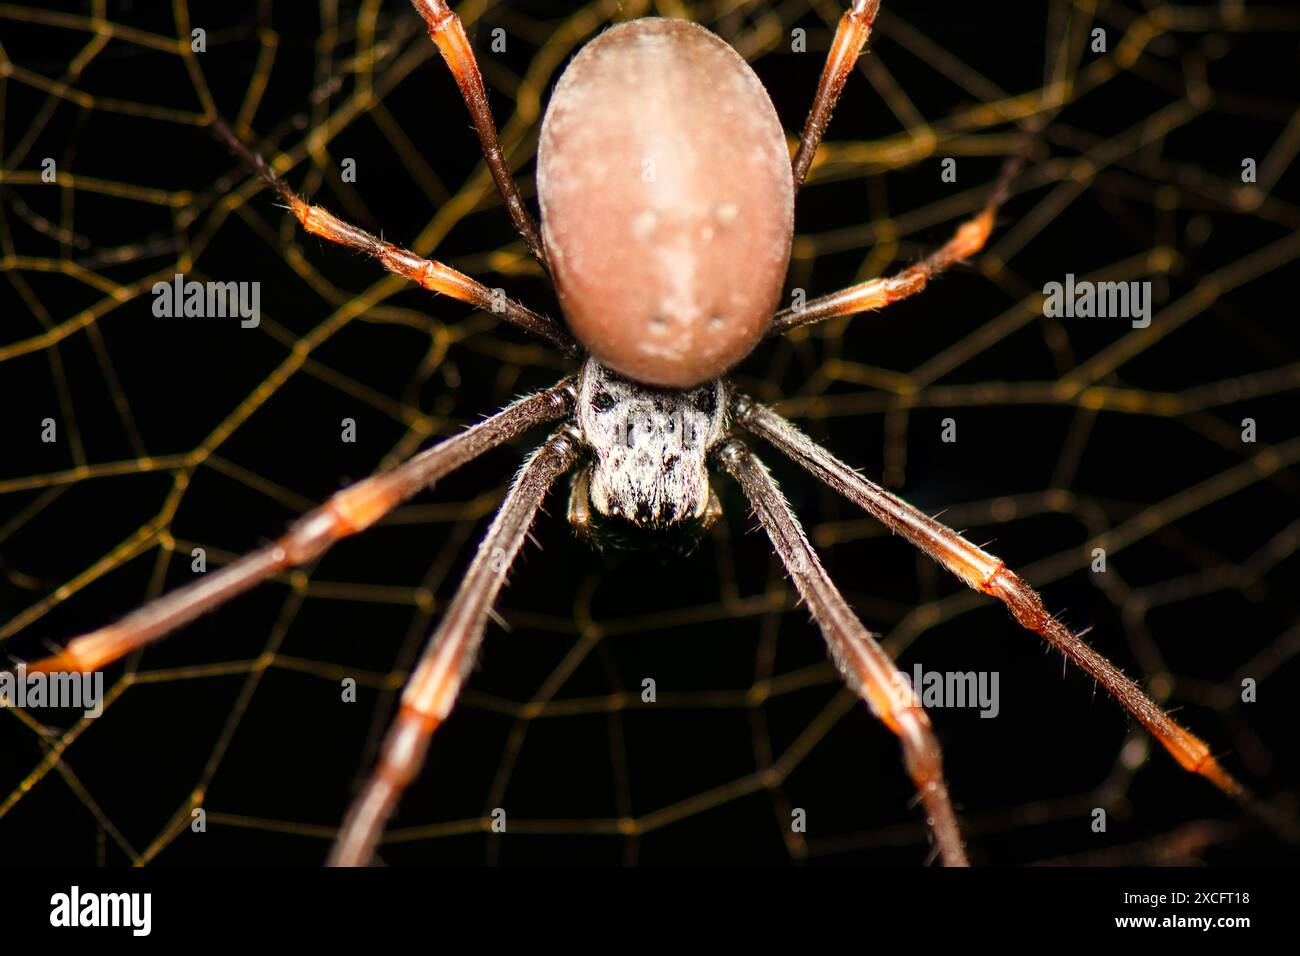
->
left=692, top=388, right=717, bottom=414
left=592, top=392, right=616, bottom=413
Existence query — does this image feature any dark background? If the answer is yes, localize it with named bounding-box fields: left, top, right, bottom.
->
left=1, top=0, right=1297, bottom=867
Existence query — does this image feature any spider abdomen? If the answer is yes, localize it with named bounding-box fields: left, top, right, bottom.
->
left=537, top=18, right=794, bottom=388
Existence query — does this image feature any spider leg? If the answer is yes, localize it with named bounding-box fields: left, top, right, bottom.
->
left=772, top=147, right=1025, bottom=337
left=408, top=0, right=547, bottom=267
left=714, top=437, right=969, bottom=867
left=792, top=0, right=882, bottom=189
left=17, top=381, right=575, bottom=677
left=211, top=120, right=574, bottom=353
left=329, top=427, right=582, bottom=866
left=732, top=395, right=1254, bottom=805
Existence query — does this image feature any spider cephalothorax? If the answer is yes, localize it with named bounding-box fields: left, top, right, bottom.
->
left=22, top=0, right=1260, bottom=869
left=569, top=359, right=727, bottom=543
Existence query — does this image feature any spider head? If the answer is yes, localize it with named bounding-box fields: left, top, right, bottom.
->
left=573, top=358, right=727, bottom=534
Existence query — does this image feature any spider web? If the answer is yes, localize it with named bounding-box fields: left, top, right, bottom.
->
left=1, top=0, right=1297, bottom=866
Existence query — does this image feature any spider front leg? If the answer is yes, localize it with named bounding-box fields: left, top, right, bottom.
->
left=16, top=383, right=574, bottom=676
left=733, top=396, right=1254, bottom=805
left=714, top=438, right=969, bottom=867
left=329, top=428, right=582, bottom=866
left=408, top=0, right=547, bottom=267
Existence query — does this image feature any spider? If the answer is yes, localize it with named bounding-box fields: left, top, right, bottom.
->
left=15, top=0, right=1253, bottom=866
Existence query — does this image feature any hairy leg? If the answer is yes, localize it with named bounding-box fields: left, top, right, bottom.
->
left=213, top=120, right=573, bottom=351
left=772, top=150, right=1023, bottom=336
left=792, top=0, right=882, bottom=189
left=715, top=437, right=969, bottom=866
left=17, top=382, right=574, bottom=676
left=408, top=0, right=547, bottom=266
left=733, top=395, right=1250, bottom=802
left=329, top=428, right=582, bottom=865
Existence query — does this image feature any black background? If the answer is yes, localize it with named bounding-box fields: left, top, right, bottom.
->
left=1, top=0, right=1298, bottom=869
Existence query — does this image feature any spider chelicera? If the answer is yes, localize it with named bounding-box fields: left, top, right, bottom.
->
left=20, top=0, right=1251, bottom=865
